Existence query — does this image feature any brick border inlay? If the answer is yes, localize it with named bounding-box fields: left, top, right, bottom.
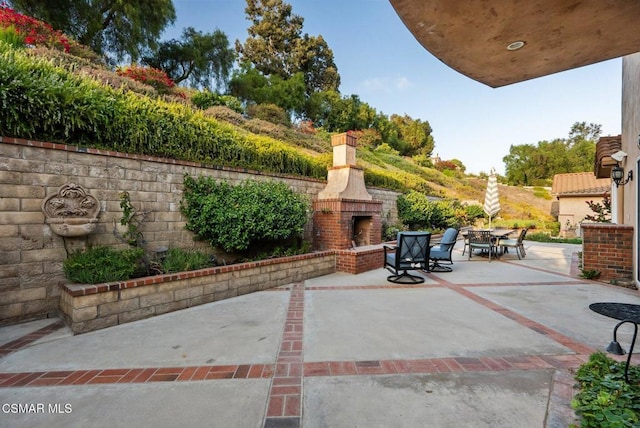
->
left=0, top=364, right=273, bottom=387
left=263, top=282, right=304, bottom=428
left=0, top=320, right=65, bottom=357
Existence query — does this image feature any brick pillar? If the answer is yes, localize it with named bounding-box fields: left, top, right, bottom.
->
left=581, top=223, right=633, bottom=282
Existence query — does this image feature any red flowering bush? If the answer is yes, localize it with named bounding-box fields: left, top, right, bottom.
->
left=116, top=65, right=176, bottom=92
left=434, top=160, right=459, bottom=172
left=0, top=4, right=70, bottom=52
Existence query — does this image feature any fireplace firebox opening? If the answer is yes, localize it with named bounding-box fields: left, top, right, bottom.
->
left=352, top=216, right=373, bottom=247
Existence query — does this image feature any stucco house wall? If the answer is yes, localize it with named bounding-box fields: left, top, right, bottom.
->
left=557, top=196, right=599, bottom=237
left=621, top=53, right=640, bottom=284
left=551, top=172, right=610, bottom=237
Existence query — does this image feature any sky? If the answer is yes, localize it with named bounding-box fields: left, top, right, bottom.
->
left=162, top=0, right=622, bottom=175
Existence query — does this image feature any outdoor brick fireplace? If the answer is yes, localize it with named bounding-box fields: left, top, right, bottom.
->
left=313, top=132, right=383, bottom=251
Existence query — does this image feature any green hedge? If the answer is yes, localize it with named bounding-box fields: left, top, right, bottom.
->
left=397, top=190, right=462, bottom=230
left=181, top=175, right=309, bottom=253
left=0, top=42, right=327, bottom=179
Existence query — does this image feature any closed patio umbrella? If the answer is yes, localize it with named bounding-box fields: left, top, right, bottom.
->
left=483, top=168, right=500, bottom=230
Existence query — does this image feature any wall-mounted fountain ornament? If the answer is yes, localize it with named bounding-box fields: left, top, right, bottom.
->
left=42, top=183, right=100, bottom=237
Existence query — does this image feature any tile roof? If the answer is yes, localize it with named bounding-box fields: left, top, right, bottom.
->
left=594, top=135, right=622, bottom=178
left=551, top=172, right=611, bottom=196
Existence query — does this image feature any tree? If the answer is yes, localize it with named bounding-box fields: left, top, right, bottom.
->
left=236, top=0, right=340, bottom=113
left=8, top=0, right=176, bottom=62
left=568, top=121, right=602, bottom=144
left=389, top=114, right=435, bottom=156
left=297, top=34, right=340, bottom=94
left=503, top=143, right=537, bottom=185
left=502, top=122, right=601, bottom=185
left=237, top=0, right=303, bottom=78
left=143, top=27, right=235, bottom=91
left=567, top=121, right=600, bottom=172
left=229, top=66, right=306, bottom=117
left=450, top=159, right=466, bottom=173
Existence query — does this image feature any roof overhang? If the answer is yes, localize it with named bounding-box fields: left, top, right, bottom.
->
left=389, top=0, right=640, bottom=87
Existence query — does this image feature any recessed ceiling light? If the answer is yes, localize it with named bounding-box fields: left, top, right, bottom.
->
left=507, top=41, right=526, bottom=51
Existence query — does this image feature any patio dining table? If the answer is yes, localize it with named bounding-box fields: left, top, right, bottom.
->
left=462, top=229, right=514, bottom=238
left=463, top=229, right=515, bottom=258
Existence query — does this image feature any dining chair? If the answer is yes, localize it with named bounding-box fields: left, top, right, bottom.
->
left=461, top=234, right=470, bottom=256
left=467, top=230, right=496, bottom=262
left=498, top=228, right=528, bottom=259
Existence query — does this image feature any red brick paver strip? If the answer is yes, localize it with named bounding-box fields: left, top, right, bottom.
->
left=0, top=364, right=273, bottom=388
left=0, top=320, right=65, bottom=357
left=263, top=282, right=305, bottom=427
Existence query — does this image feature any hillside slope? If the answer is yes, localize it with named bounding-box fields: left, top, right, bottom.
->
left=10, top=45, right=554, bottom=225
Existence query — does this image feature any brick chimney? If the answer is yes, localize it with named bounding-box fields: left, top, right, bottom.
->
left=313, top=132, right=382, bottom=250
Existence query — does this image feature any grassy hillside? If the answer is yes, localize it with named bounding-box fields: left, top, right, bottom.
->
left=2, top=44, right=555, bottom=227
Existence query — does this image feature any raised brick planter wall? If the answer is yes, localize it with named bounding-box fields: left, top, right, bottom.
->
left=581, top=223, right=633, bottom=282
left=60, top=252, right=335, bottom=334
left=335, top=245, right=385, bottom=274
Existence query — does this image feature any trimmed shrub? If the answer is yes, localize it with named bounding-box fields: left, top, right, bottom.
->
left=246, top=103, right=290, bottom=126
left=192, top=91, right=243, bottom=113
left=397, top=191, right=460, bottom=230
left=181, top=175, right=309, bottom=253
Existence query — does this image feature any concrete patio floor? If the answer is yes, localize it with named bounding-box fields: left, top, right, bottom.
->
left=1, top=241, right=639, bottom=427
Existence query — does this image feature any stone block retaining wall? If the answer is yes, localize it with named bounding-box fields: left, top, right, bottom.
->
left=0, top=137, right=399, bottom=325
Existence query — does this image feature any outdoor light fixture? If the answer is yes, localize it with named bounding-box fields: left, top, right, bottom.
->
left=611, top=164, right=633, bottom=187
left=506, top=40, right=525, bottom=51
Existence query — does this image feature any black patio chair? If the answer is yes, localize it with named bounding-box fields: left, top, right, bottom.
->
left=429, top=228, right=459, bottom=272
left=383, top=232, right=431, bottom=283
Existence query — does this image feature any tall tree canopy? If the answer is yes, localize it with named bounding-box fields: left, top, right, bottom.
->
left=229, top=66, right=306, bottom=117
left=143, top=26, right=235, bottom=91
left=503, top=122, right=601, bottom=185
left=8, top=0, right=176, bottom=62
left=236, top=0, right=340, bottom=98
left=236, top=0, right=303, bottom=78
left=390, top=114, right=435, bottom=157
